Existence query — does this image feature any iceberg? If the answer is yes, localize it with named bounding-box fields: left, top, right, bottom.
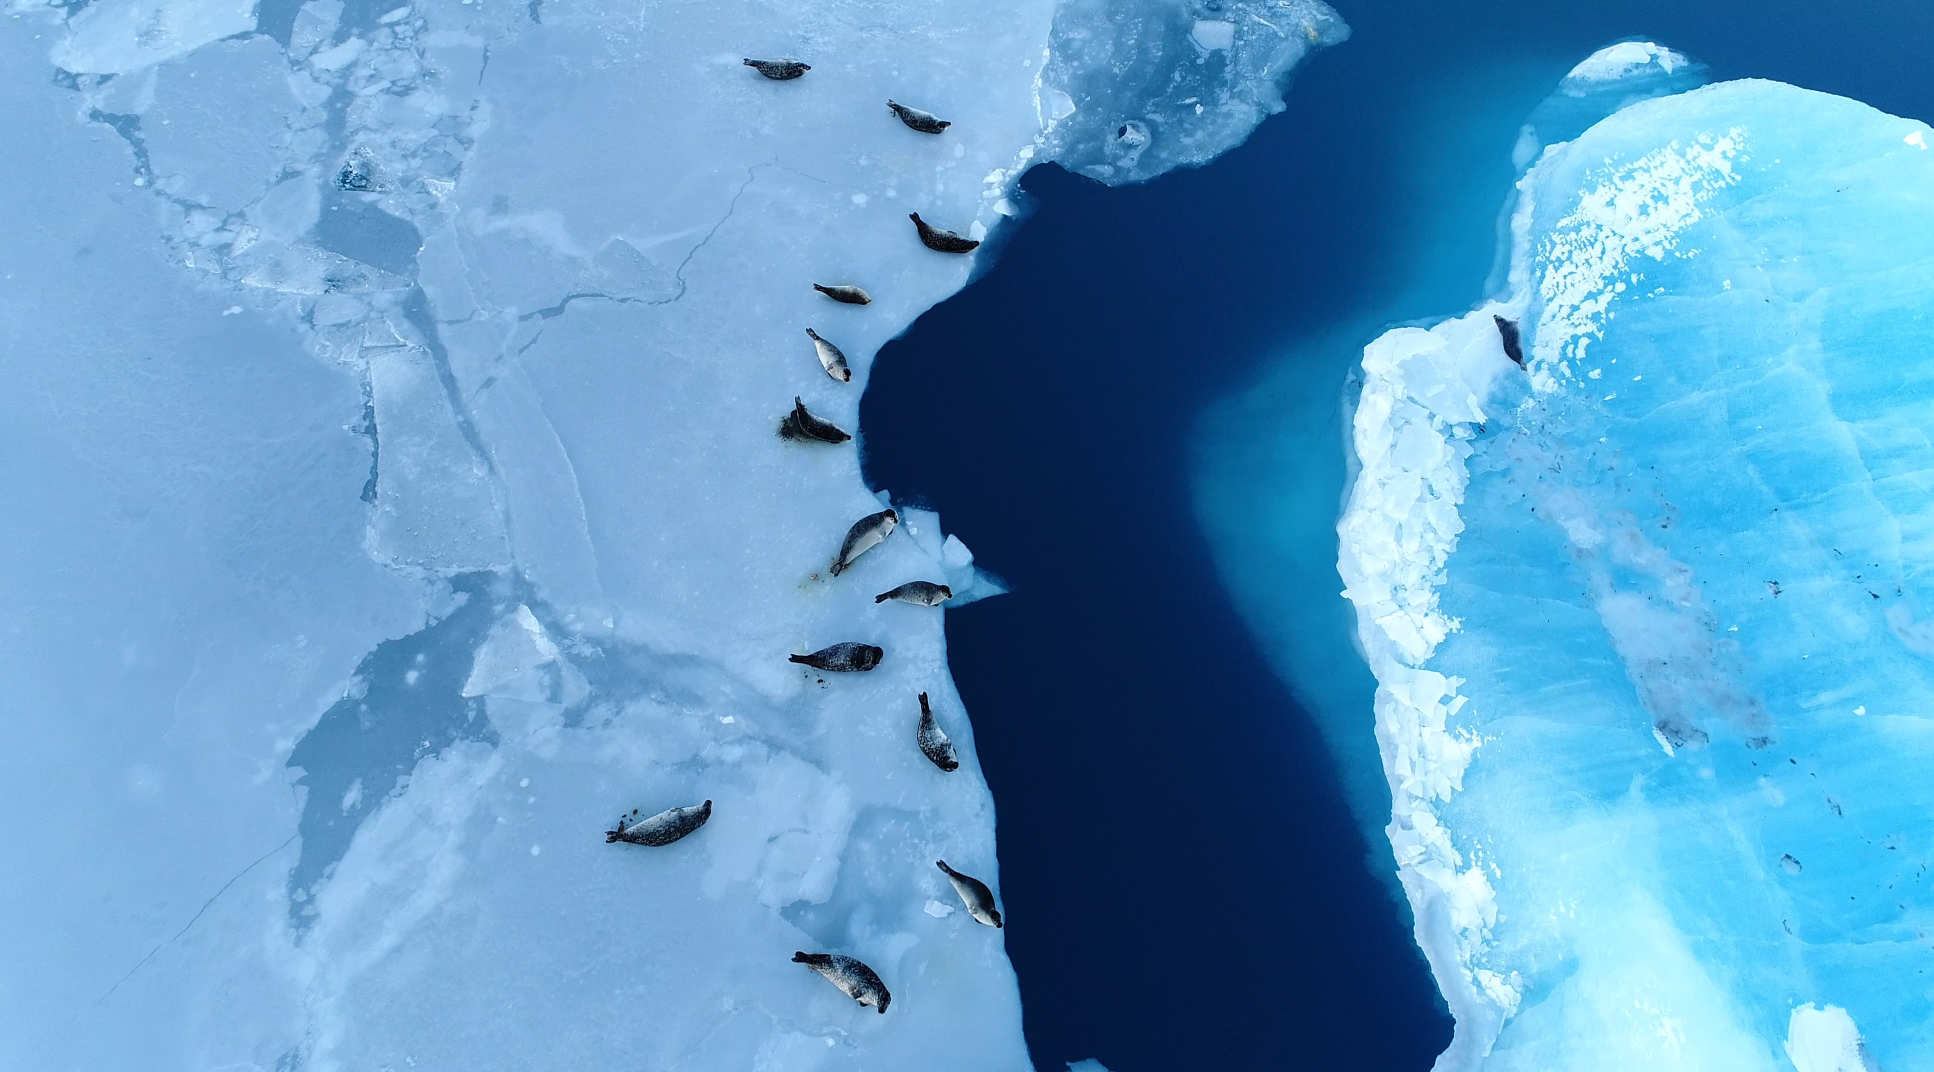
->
left=1342, top=61, right=1934, bottom=1071
left=0, top=0, right=1340, bottom=1067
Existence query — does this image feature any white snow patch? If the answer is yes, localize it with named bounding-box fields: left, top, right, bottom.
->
left=1785, top=1004, right=1872, bottom=1072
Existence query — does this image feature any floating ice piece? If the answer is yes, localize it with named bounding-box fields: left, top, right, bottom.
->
left=1037, top=0, right=1348, bottom=183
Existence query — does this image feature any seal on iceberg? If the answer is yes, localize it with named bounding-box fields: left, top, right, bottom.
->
left=935, top=860, right=1002, bottom=927
left=605, top=800, right=712, bottom=846
left=874, top=580, right=951, bottom=606
left=792, top=952, right=891, bottom=1012
left=789, top=643, right=884, bottom=672
left=917, top=692, right=959, bottom=772
left=805, top=328, right=852, bottom=383
left=830, top=508, right=897, bottom=575
left=1494, top=315, right=1525, bottom=367
left=887, top=100, right=950, bottom=134
left=743, top=58, right=810, bottom=80
left=909, top=213, right=979, bottom=253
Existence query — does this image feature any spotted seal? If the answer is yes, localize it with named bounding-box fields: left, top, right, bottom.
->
left=909, top=213, right=980, bottom=253
left=935, top=859, right=1003, bottom=928
left=792, top=952, right=890, bottom=1013
left=789, top=643, right=884, bottom=672
left=604, top=800, right=711, bottom=846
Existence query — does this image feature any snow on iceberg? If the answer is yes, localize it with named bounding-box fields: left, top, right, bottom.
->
left=1342, top=67, right=1934, bottom=1071
left=0, top=0, right=1340, bottom=1067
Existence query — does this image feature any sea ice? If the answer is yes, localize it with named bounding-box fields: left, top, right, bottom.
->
left=1038, top=0, right=1348, bottom=182
left=0, top=0, right=1340, bottom=1067
left=1342, top=61, right=1934, bottom=1072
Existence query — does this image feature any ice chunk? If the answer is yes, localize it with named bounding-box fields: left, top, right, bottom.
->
left=1785, top=1005, right=1873, bottom=1072
left=1561, top=41, right=1692, bottom=88
left=52, top=0, right=256, bottom=74
left=1515, top=40, right=1709, bottom=173
left=1342, top=69, right=1934, bottom=1071
left=1038, top=0, right=1348, bottom=182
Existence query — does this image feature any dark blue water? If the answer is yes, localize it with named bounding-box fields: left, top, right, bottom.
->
left=862, top=4, right=1934, bottom=1069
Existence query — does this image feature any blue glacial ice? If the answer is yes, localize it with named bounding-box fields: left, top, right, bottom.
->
left=0, top=0, right=1340, bottom=1067
left=1341, top=59, right=1934, bottom=1072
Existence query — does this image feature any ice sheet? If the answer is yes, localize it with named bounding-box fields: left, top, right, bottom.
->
left=1, top=0, right=1342, bottom=1066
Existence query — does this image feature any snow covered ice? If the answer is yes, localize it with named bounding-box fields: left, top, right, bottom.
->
left=0, top=0, right=1340, bottom=1067
left=1342, top=54, right=1934, bottom=1072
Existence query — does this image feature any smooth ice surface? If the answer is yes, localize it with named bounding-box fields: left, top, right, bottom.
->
left=1342, top=74, right=1934, bottom=1070
left=1, top=0, right=1337, bottom=1067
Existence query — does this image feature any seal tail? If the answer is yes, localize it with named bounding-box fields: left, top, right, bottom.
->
left=604, top=830, right=621, bottom=843
left=873, top=590, right=891, bottom=603
left=792, top=951, right=824, bottom=965
left=788, top=653, right=812, bottom=665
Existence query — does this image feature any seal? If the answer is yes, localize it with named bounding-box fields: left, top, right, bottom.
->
left=909, top=213, right=980, bottom=254
left=887, top=99, right=950, bottom=134
left=935, top=860, right=1003, bottom=928
left=743, top=58, right=810, bottom=80
left=874, top=580, right=952, bottom=606
left=604, top=800, right=712, bottom=846
left=812, top=283, right=872, bottom=305
left=792, top=952, right=891, bottom=1013
left=1494, top=315, right=1525, bottom=367
left=805, top=328, right=852, bottom=383
left=778, top=396, right=851, bottom=444
left=789, top=643, right=884, bottom=672
left=830, top=508, right=897, bottom=575
left=916, top=691, right=959, bottom=772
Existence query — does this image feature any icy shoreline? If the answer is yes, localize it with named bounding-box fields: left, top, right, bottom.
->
left=1, top=0, right=1342, bottom=1066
